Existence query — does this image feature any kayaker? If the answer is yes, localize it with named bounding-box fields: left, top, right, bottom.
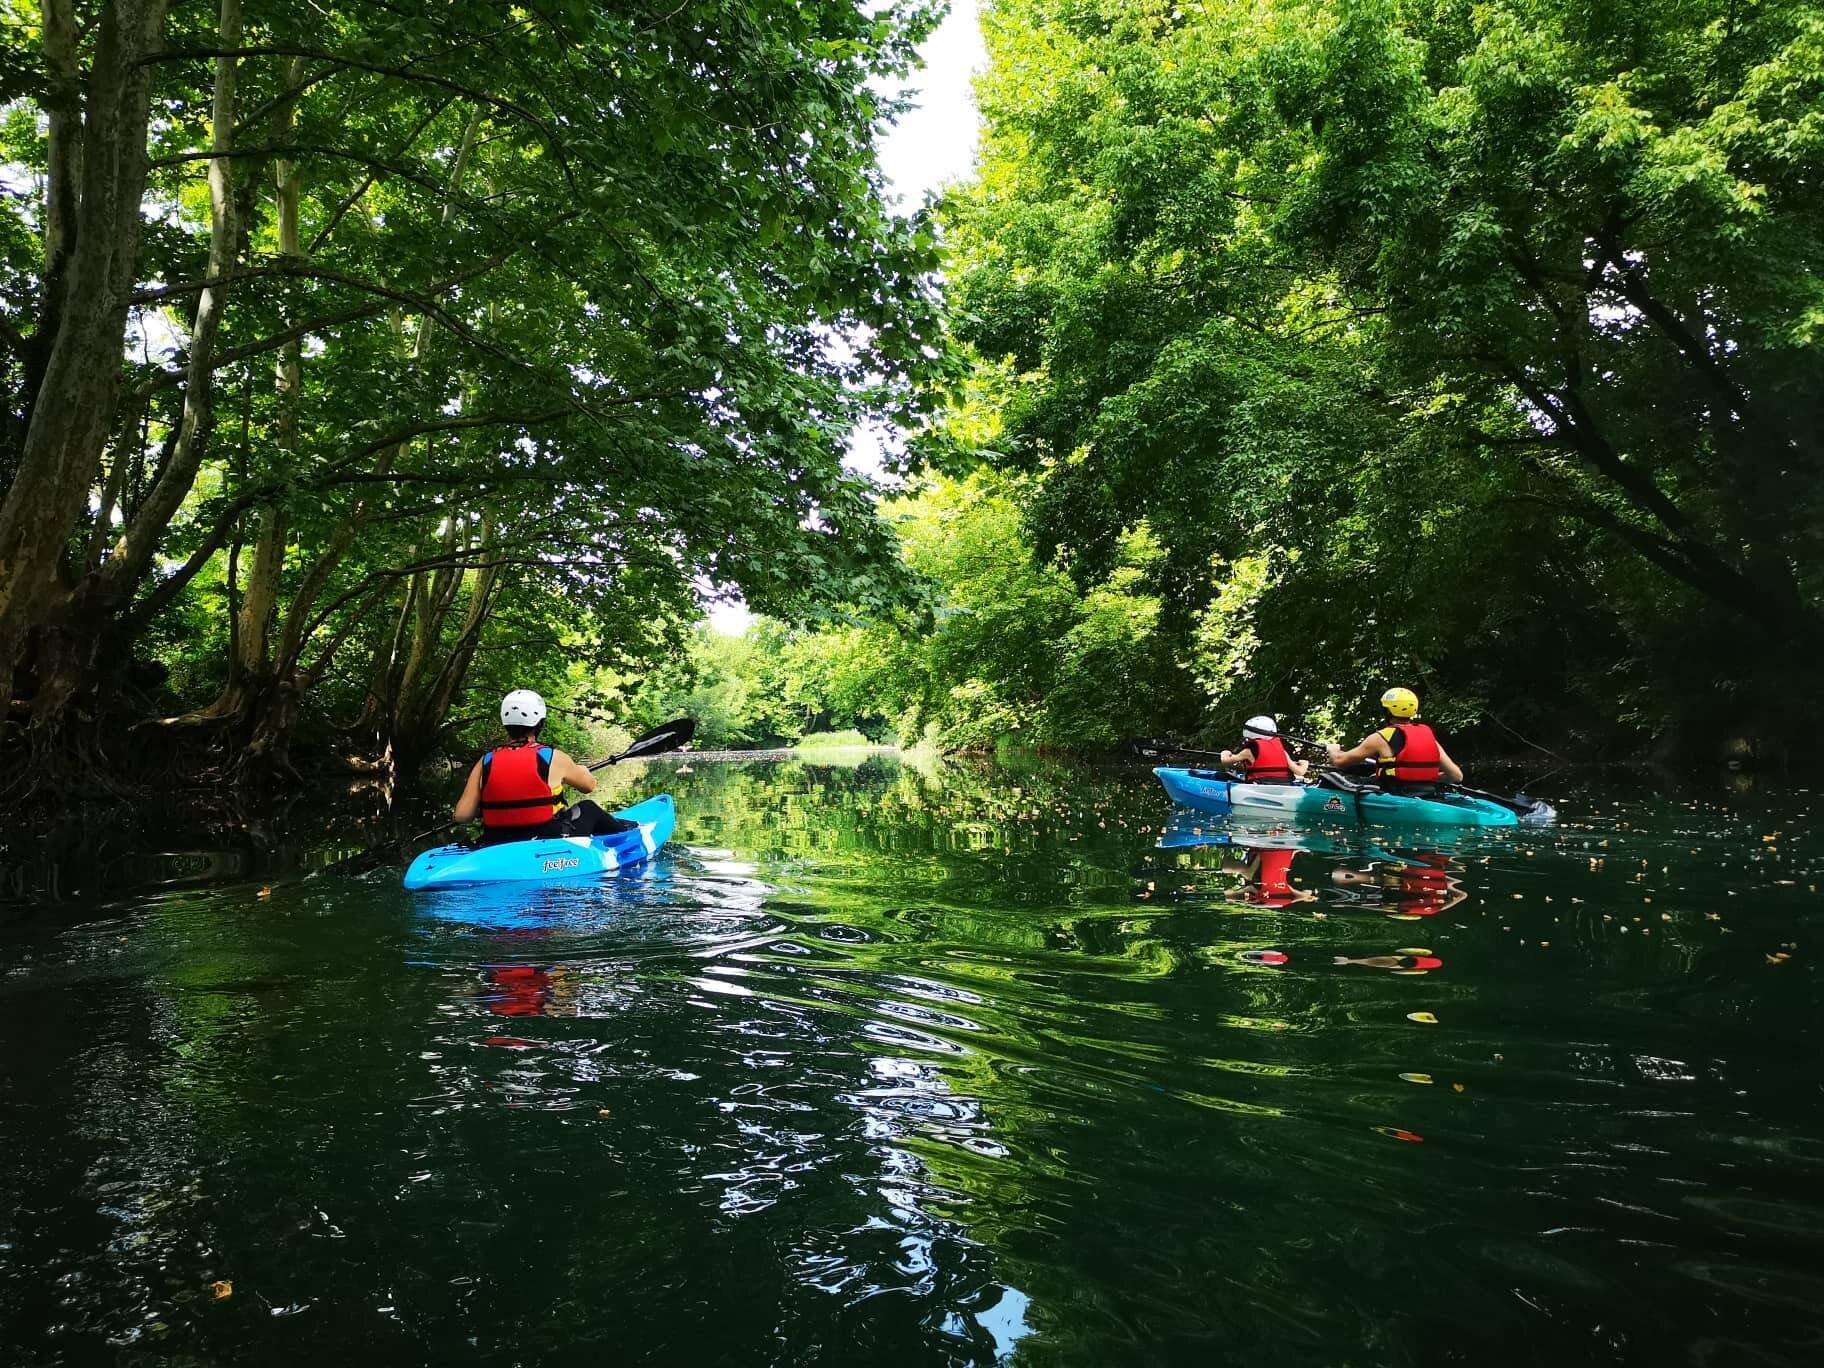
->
left=451, top=690, right=637, bottom=845
left=1326, top=687, right=1463, bottom=792
left=1219, top=715, right=1308, bottom=785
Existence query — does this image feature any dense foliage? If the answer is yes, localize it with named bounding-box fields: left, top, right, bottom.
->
left=629, top=472, right=1192, bottom=751
left=0, top=0, right=946, bottom=781
left=7, top=0, right=1818, bottom=785
left=913, top=0, right=1822, bottom=754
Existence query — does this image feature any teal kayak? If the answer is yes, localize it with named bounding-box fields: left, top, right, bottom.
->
left=403, top=794, right=676, bottom=890
left=1153, top=767, right=1518, bottom=828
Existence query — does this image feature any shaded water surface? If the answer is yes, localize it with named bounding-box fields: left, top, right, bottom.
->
left=2, top=758, right=1821, bottom=1365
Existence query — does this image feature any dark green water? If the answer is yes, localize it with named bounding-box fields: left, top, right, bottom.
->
left=3, top=757, right=1822, bottom=1366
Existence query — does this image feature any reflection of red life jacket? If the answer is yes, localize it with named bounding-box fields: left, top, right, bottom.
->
left=1243, top=736, right=1295, bottom=783
left=1381, top=852, right=1453, bottom=915
left=480, top=743, right=560, bottom=829
left=1378, top=723, right=1442, bottom=783
left=1249, top=848, right=1300, bottom=907
left=488, top=965, right=552, bottom=1017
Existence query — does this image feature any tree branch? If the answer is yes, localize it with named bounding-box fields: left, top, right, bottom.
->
left=124, top=408, right=577, bottom=630
left=1496, top=362, right=1698, bottom=538
left=141, top=46, right=563, bottom=153
left=308, top=98, right=453, bottom=252
left=151, top=141, right=483, bottom=213
left=313, top=408, right=576, bottom=480
left=130, top=258, right=539, bottom=378
left=1508, top=452, right=1819, bottom=643
left=130, top=240, right=530, bottom=395
left=127, top=488, right=267, bottom=629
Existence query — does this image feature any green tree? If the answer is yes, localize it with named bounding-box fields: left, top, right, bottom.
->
left=941, top=0, right=1824, bottom=747
left=0, top=0, right=949, bottom=776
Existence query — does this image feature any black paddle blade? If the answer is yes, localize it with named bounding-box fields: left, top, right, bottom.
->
left=328, top=846, right=399, bottom=879
left=1449, top=783, right=1557, bottom=822
left=319, top=816, right=458, bottom=878
left=606, top=716, right=695, bottom=766
left=319, top=836, right=404, bottom=879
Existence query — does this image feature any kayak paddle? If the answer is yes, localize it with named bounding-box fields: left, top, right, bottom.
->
left=1441, top=782, right=1553, bottom=820
left=1134, top=740, right=1229, bottom=763
left=323, top=716, right=697, bottom=877
left=1287, top=731, right=1548, bottom=815
left=583, top=715, right=695, bottom=772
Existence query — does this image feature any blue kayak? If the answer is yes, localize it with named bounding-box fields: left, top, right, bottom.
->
left=1154, top=767, right=1520, bottom=828
left=403, top=794, right=676, bottom=891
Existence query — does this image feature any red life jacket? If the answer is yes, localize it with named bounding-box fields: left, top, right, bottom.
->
left=1243, top=735, right=1295, bottom=783
left=479, top=742, right=560, bottom=829
left=1378, top=723, right=1442, bottom=783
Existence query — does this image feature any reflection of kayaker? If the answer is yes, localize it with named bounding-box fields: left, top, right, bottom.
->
left=1332, top=851, right=1466, bottom=917
left=486, top=965, right=554, bottom=1016
left=1239, top=950, right=1290, bottom=966
left=1333, top=953, right=1444, bottom=972
left=1226, top=847, right=1317, bottom=907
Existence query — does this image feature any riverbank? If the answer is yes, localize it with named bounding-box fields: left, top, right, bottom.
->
left=655, top=744, right=899, bottom=764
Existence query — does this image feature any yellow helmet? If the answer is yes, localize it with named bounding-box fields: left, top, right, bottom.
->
left=1381, top=687, right=1420, bottom=718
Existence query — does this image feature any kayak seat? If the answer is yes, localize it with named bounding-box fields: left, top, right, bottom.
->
left=475, top=808, right=641, bottom=847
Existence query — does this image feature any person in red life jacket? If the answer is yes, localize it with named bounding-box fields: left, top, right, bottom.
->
left=1218, top=715, right=1309, bottom=785
left=1325, top=687, right=1463, bottom=793
left=451, top=690, right=639, bottom=846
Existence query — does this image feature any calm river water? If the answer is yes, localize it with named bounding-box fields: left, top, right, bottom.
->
left=2, top=756, right=1820, bottom=1365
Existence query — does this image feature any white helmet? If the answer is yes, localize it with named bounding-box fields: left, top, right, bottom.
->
left=500, top=689, right=547, bottom=728
left=1242, top=714, right=1278, bottom=739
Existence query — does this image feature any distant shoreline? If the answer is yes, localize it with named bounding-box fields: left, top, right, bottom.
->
left=647, top=745, right=899, bottom=764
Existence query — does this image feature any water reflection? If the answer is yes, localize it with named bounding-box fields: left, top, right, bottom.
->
left=410, top=841, right=1036, bottom=1362
left=1331, top=849, right=1468, bottom=920
left=4, top=760, right=1823, bottom=1364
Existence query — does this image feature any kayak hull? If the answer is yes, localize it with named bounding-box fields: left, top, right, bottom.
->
left=1153, top=767, right=1516, bottom=828
left=403, top=794, right=676, bottom=890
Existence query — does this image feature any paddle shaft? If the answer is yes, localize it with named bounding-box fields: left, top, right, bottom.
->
left=1289, top=734, right=1539, bottom=813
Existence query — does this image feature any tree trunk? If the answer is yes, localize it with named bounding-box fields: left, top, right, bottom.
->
left=203, top=56, right=303, bottom=732
left=417, top=516, right=499, bottom=730
left=355, top=578, right=418, bottom=738
left=90, top=0, right=243, bottom=597
left=370, top=514, right=506, bottom=778
left=33, top=0, right=82, bottom=417
left=0, top=0, right=172, bottom=711
left=199, top=503, right=285, bottom=722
